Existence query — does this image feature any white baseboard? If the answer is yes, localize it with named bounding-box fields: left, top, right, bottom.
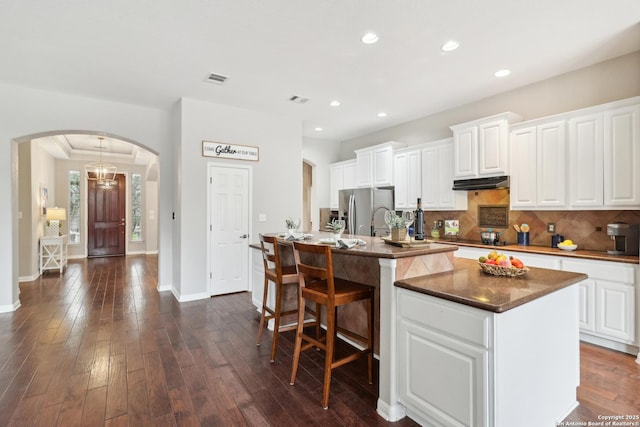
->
left=0, top=300, right=21, bottom=313
left=19, top=273, right=39, bottom=282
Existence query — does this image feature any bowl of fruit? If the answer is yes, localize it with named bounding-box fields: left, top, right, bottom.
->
left=557, top=239, right=577, bottom=251
left=478, top=250, right=528, bottom=277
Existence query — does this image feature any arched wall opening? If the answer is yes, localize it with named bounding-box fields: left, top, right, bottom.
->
left=13, top=129, right=161, bottom=283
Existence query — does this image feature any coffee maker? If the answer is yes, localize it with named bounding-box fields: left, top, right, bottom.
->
left=607, top=223, right=639, bottom=255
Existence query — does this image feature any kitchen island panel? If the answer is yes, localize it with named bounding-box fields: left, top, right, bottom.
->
left=397, top=283, right=580, bottom=427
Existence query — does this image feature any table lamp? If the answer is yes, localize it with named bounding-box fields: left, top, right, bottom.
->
left=46, top=207, right=66, bottom=236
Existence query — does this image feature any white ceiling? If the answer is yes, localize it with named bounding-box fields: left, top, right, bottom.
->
left=35, top=134, right=157, bottom=166
left=1, top=0, right=639, bottom=144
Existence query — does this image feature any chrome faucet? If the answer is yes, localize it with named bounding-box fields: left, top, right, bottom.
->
left=371, top=206, right=391, bottom=237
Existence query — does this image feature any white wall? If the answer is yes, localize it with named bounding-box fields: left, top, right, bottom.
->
left=175, top=98, right=302, bottom=300
left=340, top=51, right=640, bottom=157
left=0, top=83, right=174, bottom=312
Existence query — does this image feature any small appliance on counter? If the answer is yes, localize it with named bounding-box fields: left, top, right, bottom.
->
left=606, top=223, right=639, bottom=255
left=479, top=228, right=503, bottom=245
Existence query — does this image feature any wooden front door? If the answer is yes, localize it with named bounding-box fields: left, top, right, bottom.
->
left=88, top=174, right=126, bottom=257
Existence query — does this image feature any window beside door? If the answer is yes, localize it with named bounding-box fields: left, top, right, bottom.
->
left=68, top=170, right=81, bottom=244
left=131, top=173, right=142, bottom=241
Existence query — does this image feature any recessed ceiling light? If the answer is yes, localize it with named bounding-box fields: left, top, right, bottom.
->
left=361, top=32, right=379, bottom=44
left=329, top=100, right=341, bottom=107
left=494, top=69, right=511, bottom=78
left=441, top=40, right=460, bottom=52
left=314, top=127, right=323, bottom=132
left=377, top=112, right=387, bottom=118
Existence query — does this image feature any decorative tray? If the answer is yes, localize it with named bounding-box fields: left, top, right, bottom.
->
left=381, top=237, right=431, bottom=248
left=478, top=262, right=528, bottom=277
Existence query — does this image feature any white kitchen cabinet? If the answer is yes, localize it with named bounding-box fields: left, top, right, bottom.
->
left=604, top=104, right=640, bottom=207
left=578, top=279, right=596, bottom=332
left=510, top=120, right=567, bottom=210
left=569, top=102, right=640, bottom=209
left=421, top=139, right=467, bottom=211
left=450, top=112, right=522, bottom=179
left=356, top=149, right=373, bottom=187
left=329, top=159, right=356, bottom=209
left=565, top=98, right=640, bottom=210
left=596, top=279, right=635, bottom=343
left=569, top=112, right=604, bottom=207
left=393, top=148, right=421, bottom=210
left=397, top=284, right=579, bottom=427
left=355, top=141, right=406, bottom=187
left=562, top=259, right=636, bottom=348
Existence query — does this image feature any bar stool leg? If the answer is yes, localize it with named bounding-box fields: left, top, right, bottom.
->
left=257, top=276, right=270, bottom=346
left=368, top=297, right=374, bottom=384
left=322, top=304, right=337, bottom=409
left=270, top=283, right=283, bottom=362
left=290, top=290, right=306, bottom=386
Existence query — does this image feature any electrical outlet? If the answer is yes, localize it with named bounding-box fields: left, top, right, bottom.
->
left=437, top=220, right=443, bottom=228
left=596, top=226, right=602, bottom=232
left=258, top=213, right=267, bottom=222
left=547, top=223, right=556, bottom=233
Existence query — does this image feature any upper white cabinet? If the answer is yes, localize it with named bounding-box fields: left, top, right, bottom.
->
left=569, top=112, right=604, bottom=207
left=355, top=141, right=406, bottom=187
left=510, top=120, right=567, bottom=209
left=450, top=112, right=522, bottom=179
left=604, top=104, right=640, bottom=207
left=329, top=159, right=356, bottom=209
left=421, top=139, right=468, bottom=210
left=393, top=147, right=422, bottom=210
left=569, top=103, right=640, bottom=209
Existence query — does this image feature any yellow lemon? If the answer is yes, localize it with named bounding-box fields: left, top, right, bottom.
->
left=563, top=239, right=573, bottom=245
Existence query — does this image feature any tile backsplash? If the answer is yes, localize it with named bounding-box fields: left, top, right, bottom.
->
left=423, top=189, right=640, bottom=251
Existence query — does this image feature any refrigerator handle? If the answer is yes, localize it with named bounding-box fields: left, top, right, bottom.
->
left=349, top=195, right=355, bottom=234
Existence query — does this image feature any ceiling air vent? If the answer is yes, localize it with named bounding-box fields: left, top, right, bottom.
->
left=289, top=95, right=310, bottom=104
left=206, top=73, right=229, bottom=85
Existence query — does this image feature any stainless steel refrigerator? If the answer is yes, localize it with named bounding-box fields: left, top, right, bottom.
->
left=338, top=186, right=394, bottom=237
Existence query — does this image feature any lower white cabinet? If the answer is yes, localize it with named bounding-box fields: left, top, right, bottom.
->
left=397, top=285, right=580, bottom=427
left=563, top=259, right=636, bottom=347
left=250, top=246, right=264, bottom=310
left=578, top=279, right=596, bottom=332
left=454, top=248, right=638, bottom=355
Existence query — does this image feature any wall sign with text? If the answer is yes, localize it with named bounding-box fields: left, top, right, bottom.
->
left=202, top=141, right=259, bottom=161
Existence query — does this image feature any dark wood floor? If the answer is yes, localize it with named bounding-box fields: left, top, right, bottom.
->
left=1, top=255, right=638, bottom=426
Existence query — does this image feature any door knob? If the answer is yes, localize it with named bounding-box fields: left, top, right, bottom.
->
left=240, top=234, right=248, bottom=239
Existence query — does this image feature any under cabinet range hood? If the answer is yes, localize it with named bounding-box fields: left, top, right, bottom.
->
left=452, top=175, right=510, bottom=191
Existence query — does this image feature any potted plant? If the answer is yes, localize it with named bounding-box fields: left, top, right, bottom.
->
left=325, top=219, right=345, bottom=240
left=285, top=217, right=300, bottom=236
left=388, top=215, right=409, bottom=241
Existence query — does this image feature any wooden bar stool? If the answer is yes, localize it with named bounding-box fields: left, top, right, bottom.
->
left=257, top=234, right=300, bottom=362
left=289, top=241, right=374, bottom=409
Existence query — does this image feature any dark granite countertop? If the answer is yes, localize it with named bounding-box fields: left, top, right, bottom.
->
left=395, top=258, right=588, bottom=313
left=251, top=231, right=457, bottom=259
left=430, top=238, right=639, bottom=265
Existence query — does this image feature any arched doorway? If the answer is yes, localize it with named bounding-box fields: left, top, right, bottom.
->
left=15, top=130, right=160, bottom=281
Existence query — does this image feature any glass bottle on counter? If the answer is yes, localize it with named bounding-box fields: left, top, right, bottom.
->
left=414, top=198, right=424, bottom=240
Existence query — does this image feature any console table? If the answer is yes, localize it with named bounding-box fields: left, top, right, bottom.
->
left=40, top=234, right=68, bottom=274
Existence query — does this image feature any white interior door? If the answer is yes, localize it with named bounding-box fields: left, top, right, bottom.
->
left=208, top=164, right=250, bottom=296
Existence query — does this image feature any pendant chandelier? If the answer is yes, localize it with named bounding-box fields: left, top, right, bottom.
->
left=85, top=137, right=117, bottom=183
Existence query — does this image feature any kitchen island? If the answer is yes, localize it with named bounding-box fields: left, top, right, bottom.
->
left=251, top=234, right=587, bottom=424
left=395, top=258, right=587, bottom=427
left=253, top=232, right=458, bottom=421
